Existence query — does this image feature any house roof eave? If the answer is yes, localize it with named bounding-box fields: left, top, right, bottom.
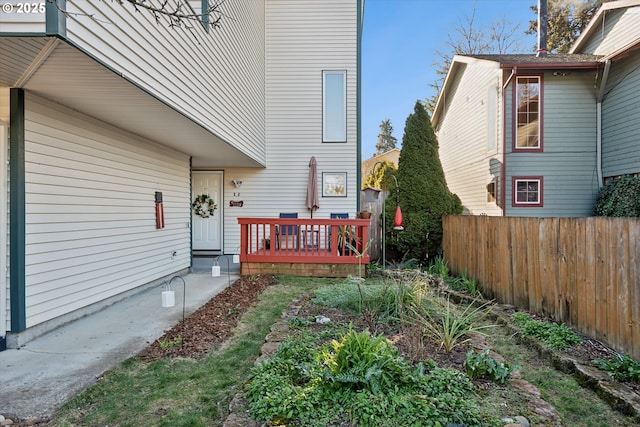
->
left=600, top=37, right=640, bottom=62
left=432, top=55, right=500, bottom=129
left=497, top=61, right=600, bottom=70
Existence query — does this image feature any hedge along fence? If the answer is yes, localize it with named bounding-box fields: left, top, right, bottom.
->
left=442, top=215, right=640, bottom=360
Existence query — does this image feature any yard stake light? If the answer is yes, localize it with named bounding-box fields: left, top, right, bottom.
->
left=166, top=275, right=187, bottom=346
left=212, top=259, right=221, bottom=277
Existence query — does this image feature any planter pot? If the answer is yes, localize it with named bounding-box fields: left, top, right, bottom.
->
left=358, top=211, right=372, bottom=219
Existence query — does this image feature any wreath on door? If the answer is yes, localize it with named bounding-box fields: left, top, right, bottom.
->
left=192, top=194, right=217, bottom=218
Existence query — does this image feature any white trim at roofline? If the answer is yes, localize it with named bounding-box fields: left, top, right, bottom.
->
left=432, top=55, right=501, bottom=129
left=600, top=38, right=640, bottom=61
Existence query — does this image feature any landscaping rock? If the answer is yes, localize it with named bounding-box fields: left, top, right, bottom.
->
left=514, top=415, right=530, bottom=426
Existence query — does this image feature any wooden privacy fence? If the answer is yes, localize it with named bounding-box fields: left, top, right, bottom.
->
left=360, top=189, right=387, bottom=261
left=442, top=215, right=640, bottom=360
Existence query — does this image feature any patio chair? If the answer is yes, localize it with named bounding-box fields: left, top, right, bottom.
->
left=276, top=213, right=299, bottom=249
left=328, top=213, right=349, bottom=251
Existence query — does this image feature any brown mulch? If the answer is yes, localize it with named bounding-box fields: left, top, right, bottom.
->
left=137, top=274, right=277, bottom=361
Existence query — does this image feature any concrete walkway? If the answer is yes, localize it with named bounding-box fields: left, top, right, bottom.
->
left=0, top=265, right=238, bottom=419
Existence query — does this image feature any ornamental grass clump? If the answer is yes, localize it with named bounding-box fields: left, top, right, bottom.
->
left=410, top=295, right=496, bottom=353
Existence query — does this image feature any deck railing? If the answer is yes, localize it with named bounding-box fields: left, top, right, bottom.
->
left=237, top=217, right=371, bottom=265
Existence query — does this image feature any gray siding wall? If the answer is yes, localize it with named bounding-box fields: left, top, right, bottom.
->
left=505, top=71, right=600, bottom=217
left=601, top=54, right=640, bottom=177
left=436, top=59, right=503, bottom=216
left=581, top=7, right=640, bottom=55
left=24, top=94, right=191, bottom=328
left=218, top=0, right=359, bottom=253
left=64, top=0, right=266, bottom=165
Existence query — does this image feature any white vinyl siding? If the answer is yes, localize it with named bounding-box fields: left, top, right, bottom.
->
left=601, top=54, right=640, bottom=177
left=23, top=94, right=190, bottom=328
left=218, top=0, right=358, bottom=253
left=505, top=72, right=599, bottom=217
left=435, top=58, right=503, bottom=216
left=0, top=0, right=46, bottom=33
left=64, top=0, right=266, bottom=164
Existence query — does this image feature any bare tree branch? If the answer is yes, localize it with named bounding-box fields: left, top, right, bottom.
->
left=426, top=7, right=524, bottom=113
left=47, top=0, right=229, bottom=31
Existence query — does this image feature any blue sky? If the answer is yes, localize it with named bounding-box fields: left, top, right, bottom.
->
left=361, top=0, right=539, bottom=159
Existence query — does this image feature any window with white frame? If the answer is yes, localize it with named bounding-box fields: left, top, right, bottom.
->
left=514, top=76, right=542, bottom=151
left=513, top=177, right=543, bottom=207
left=323, top=70, right=347, bottom=142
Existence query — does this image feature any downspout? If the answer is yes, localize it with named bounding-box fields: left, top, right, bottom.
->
left=9, top=89, right=26, bottom=334
left=500, top=67, right=517, bottom=215
left=0, top=121, right=7, bottom=350
left=596, top=60, right=611, bottom=187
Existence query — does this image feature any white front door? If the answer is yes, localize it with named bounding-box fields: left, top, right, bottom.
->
left=192, top=171, right=223, bottom=251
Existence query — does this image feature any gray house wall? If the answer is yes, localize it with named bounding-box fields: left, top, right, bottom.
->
left=601, top=54, right=640, bottom=178
left=578, top=7, right=640, bottom=56
left=505, top=71, right=600, bottom=217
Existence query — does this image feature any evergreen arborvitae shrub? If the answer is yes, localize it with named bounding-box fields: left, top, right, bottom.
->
left=385, top=101, right=462, bottom=261
left=593, top=175, right=640, bottom=217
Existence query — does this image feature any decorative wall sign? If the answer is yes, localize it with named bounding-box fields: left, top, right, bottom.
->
left=229, top=200, right=244, bottom=207
left=322, top=172, right=347, bottom=197
left=155, top=191, right=164, bottom=229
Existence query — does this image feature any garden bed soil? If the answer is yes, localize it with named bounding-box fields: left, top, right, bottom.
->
left=137, top=274, right=276, bottom=361
left=138, top=274, right=637, bottom=399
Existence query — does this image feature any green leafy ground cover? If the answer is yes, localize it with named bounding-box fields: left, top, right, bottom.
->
left=49, top=273, right=640, bottom=427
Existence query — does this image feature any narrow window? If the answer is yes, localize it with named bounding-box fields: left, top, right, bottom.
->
left=487, top=85, right=497, bottom=152
left=512, top=177, right=543, bottom=207
left=323, top=70, right=347, bottom=142
left=514, top=76, right=542, bottom=151
left=487, top=181, right=496, bottom=203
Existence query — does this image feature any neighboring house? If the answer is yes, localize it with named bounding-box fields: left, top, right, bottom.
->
left=432, top=0, right=640, bottom=217
left=361, top=148, right=400, bottom=183
left=0, top=0, right=363, bottom=349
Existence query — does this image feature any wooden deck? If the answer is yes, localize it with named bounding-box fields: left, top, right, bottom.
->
left=238, top=217, right=371, bottom=277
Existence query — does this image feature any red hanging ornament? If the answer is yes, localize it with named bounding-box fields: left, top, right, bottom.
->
left=393, top=205, right=404, bottom=230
